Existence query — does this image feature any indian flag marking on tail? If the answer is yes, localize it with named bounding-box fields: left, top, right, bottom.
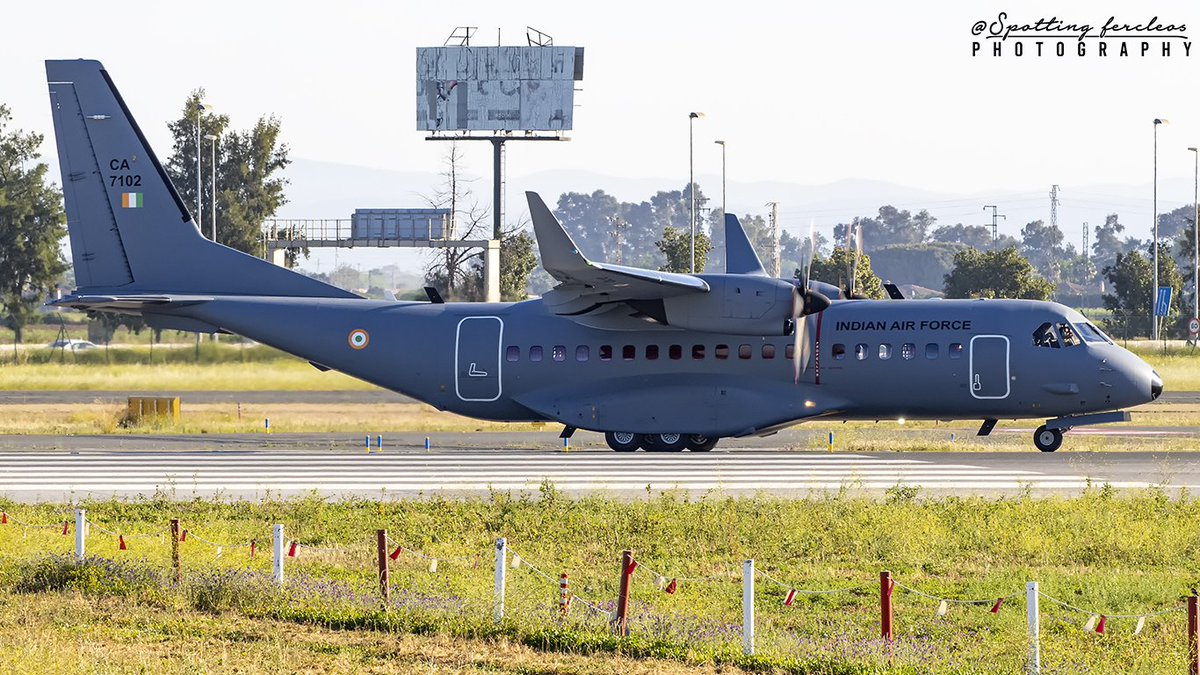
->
left=121, top=193, right=143, bottom=208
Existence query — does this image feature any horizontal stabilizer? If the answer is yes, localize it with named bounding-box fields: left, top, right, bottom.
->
left=50, top=294, right=214, bottom=312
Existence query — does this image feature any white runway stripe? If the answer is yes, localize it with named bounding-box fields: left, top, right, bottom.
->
left=0, top=451, right=1150, bottom=500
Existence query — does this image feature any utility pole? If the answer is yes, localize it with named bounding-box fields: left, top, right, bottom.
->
left=1049, top=185, right=1060, bottom=231
left=607, top=215, right=628, bottom=265
left=766, top=201, right=780, bottom=277
left=983, top=205, right=1006, bottom=244
left=1082, top=222, right=1089, bottom=262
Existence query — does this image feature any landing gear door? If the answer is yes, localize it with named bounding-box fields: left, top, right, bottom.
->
left=455, top=317, right=503, bottom=402
left=969, top=335, right=1010, bottom=399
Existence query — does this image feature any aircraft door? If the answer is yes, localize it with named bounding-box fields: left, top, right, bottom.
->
left=455, top=317, right=503, bottom=402
left=969, top=335, right=1010, bottom=399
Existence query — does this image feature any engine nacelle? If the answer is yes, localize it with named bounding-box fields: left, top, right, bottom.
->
left=660, top=275, right=796, bottom=336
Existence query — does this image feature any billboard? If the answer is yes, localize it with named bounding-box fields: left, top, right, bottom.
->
left=351, top=208, right=449, bottom=241
left=416, top=46, right=584, bottom=132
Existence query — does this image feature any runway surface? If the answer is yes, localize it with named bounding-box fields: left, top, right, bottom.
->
left=2, top=444, right=1198, bottom=501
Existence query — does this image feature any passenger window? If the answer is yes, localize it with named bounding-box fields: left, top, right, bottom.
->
left=948, top=343, right=963, bottom=359
left=1033, top=322, right=1061, bottom=349
left=738, top=344, right=752, bottom=359
left=855, top=344, right=869, bottom=360
left=925, top=343, right=939, bottom=359
left=785, top=344, right=795, bottom=359
left=622, top=345, right=636, bottom=360
left=1056, top=323, right=1081, bottom=347
left=645, top=345, right=659, bottom=360
left=576, top=345, right=589, bottom=362
left=599, top=345, right=612, bottom=361
left=692, top=345, right=705, bottom=359
left=878, top=344, right=892, bottom=360
left=506, top=346, right=519, bottom=362
left=552, top=345, right=566, bottom=362
left=530, top=346, right=543, bottom=362
left=715, top=344, right=730, bottom=359
left=832, top=344, right=846, bottom=360
left=762, top=344, right=775, bottom=359
left=901, top=343, right=916, bottom=360
left=669, top=345, right=682, bottom=360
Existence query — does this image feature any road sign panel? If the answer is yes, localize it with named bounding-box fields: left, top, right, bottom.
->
left=1155, top=287, right=1173, bottom=317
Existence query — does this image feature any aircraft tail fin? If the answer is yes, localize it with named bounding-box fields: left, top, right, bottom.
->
left=724, top=213, right=768, bottom=276
left=46, top=59, right=355, bottom=299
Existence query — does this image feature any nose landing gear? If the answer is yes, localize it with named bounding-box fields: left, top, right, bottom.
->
left=1033, top=425, right=1063, bottom=453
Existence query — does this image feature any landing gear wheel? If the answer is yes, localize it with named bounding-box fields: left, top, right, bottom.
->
left=686, top=435, right=719, bottom=452
left=648, top=433, right=688, bottom=452
left=605, top=431, right=642, bottom=452
left=1033, top=425, right=1063, bottom=453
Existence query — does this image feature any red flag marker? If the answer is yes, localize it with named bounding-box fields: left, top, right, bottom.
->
left=180, top=529, right=188, bottom=542
left=624, top=560, right=638, bottom=575
left=1095, top=615, right=1107, bottom=634
left=665, top=578, right=677, bottom=595
left=287, top=541, right=298, bottom=557
left=784, top=589, right=797, bottom=607
left=990, top=598, right=1004, bottom=614
left=1, top=512, right=7, bottom=524
left=390, top=545, right=403, bottom=561
left=250, top=540, right=257, bottom=558
left=61, top=521, right=69, bottom=536
left=118, top=535, right=126, bottom=551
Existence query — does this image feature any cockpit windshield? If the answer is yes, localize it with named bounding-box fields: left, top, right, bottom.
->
left=1073, top=322, right=1112, bottom=344
left=1033, top=321, right=1084, bottom=348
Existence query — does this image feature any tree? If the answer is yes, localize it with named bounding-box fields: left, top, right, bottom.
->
left=657, top=226, right=711, bottom=273
left=943, top=247, right=1053, bottom=300
left=422, top=144, right=489, bottom=301
left=0, top=104, right=67, bottom=344
left=499, top=230, right=537, bottom=301
left=1102, top=242, right=1183, bottom=338
left=833, top=206, right=934, bottom=251
left=930, top=223, right=994, bottom=249
left=165, top=90, right=291, bottom=258
left=1020, top=219, right=1068, bottom=282
left=868, top=243, right=964, bottom=290
left=806, top=247, right=885, bottom=299
left=1091, top=214, right=1127, bottom=274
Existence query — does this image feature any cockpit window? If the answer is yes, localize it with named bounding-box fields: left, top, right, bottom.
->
left=1074, top=322, right=1111, bottom=344
left=1032, top=322, right=1060, bottom=348
left=1055, top=323, right=1081, bottom=347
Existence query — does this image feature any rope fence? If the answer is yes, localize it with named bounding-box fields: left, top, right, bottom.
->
left=1, top=508, right=1195, bottom=674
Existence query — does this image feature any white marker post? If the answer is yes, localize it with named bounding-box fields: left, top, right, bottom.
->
left=273, top=524, right=284, bottom=587
left=74, top=508, right=85, bottom=561
left=494, top=538, right=507, bottom=623
left=743, top=559, right=755, bottom=656
left=1026, top=581, right=1040, bottom=674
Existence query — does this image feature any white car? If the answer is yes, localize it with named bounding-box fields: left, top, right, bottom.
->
left=47, top=339, right=98, bottom=351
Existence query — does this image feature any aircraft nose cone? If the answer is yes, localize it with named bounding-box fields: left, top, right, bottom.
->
left=1151, top=371, right=1164, bottom=400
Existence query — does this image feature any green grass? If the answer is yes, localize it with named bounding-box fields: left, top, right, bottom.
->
left=0, top=490, right=1196, bottom=673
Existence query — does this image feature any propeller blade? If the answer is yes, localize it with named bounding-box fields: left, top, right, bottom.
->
left=793, top=287, right=805, bottom=383
left=804, top=219, right=816, bottom=291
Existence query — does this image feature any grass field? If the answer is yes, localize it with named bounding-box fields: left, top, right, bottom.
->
left=0, top=491, right=1196, bottom=674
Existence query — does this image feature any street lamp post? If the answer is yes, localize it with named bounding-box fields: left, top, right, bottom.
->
left=714, top=140, right=726, bottom=218
left=1153, top=118, right=1167, bottom=340
left=196, top=105, right=203, bottom=229
left=1191, top=146, right=1199, bottom=323
left=688, top=112, right=703, bottom=273
left=205, top=134, right=217, bottom=242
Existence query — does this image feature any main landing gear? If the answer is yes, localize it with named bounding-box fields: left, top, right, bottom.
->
left=603, top=432, right=719, bottom=452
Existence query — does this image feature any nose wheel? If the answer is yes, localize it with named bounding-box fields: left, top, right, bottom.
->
left=1033, top=425, right=1063, bottom=453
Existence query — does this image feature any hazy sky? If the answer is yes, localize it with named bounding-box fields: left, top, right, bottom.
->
left=3, top=0, right=1198, bottom=211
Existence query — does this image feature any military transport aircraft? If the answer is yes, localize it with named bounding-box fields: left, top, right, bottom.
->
left=44, top=59, right=1162, bottom=453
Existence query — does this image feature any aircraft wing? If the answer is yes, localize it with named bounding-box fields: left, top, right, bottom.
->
left=526, top=192, right=709, bottom=314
